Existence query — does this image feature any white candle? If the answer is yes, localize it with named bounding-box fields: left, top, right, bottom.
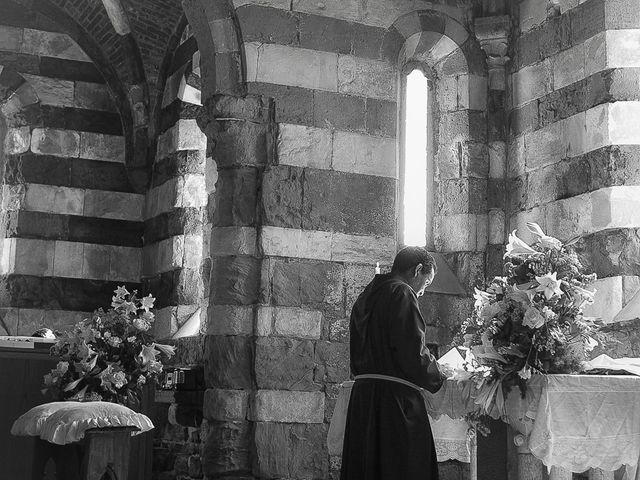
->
left=375, top=262, right=380, bottom=275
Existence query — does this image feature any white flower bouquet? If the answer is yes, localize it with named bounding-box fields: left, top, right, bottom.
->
left=455, top=223, right=611, bottom=419
left=43, top=286, right=175, bottom=405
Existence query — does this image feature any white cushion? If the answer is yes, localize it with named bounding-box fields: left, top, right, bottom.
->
left=11, top=401, right=154, bottom=445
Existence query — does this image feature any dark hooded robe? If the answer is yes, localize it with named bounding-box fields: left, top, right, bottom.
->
left=340, top=273, right=445, bottom=480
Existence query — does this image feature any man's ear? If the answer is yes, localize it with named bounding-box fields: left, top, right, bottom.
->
left=414, top=263, right=424, bottom=277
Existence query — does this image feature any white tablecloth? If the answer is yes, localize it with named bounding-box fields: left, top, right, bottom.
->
left=428, top=375, right=640, bottom=477
left=328, top=381, right=471, bottom=462
left=527, top=375, right=640, bottom=476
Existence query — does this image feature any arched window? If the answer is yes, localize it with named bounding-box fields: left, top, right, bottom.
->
left=399, top=65, right=434, bottom=249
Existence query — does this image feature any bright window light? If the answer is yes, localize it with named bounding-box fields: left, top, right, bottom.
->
left=403, top=69, right=429, bottom=247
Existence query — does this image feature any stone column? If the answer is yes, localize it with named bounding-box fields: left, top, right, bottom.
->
left=589, top=468, right=615, bottom=480
left=198, top=94, right=275, bottom=479
left=513, top=433, right=545, bottom=480
left=549, top=466, right=572, bottom=480
left=474, top=15, right=510, bottom=277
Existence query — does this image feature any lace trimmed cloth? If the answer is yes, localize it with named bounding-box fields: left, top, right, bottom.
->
left=327, top=381, right=471, bottom=463
left=428, top=374, right=640, bottom=478
left=11, top=401, right=154, bottom=445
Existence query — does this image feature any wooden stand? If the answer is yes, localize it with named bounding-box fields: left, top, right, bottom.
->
left=32, top=427, right=137, bottom=480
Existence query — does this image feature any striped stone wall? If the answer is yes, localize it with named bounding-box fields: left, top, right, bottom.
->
left=143, top=24, right=208, bottom=339
left=508, top=0, right=640, bottom=325
left=0, top=19, right=141, bottom=336
left=191, top=2, right=485, bottom=479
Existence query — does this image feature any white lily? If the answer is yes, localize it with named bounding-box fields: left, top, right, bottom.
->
left=526, top=222, right=562, bottom=250
left=535, top=272, right=563, bottom=300
left=473, top=288, right=494, bottom=309
left=153, top=343, right=176, bottom=358
left=505, top=230, right=538, bottom=258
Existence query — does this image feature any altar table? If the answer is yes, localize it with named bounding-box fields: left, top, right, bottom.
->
left=330, top=375, right=640, bottom=480
left=428, top=374, right=640, bottom=479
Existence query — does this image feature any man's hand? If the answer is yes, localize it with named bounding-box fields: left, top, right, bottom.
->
left=437, top=362, right=455, bottom=379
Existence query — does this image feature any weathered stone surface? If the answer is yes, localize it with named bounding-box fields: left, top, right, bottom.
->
left=255, top=337, right=318, bottom=390
left=22, top=29, right=90, bottom=62
left=519, top=0, right=548, bottom=32
left=250, top=390, right=324, bottom=423
left=253, top=422, right=328, bottom=478
left=236, top=4, right=298, bottom=46
left=275, top=306, right=322, bottom=338
left=583, top=276, right=623, bottom=324
left=488, top=209, right=505, bottom=245
left=212, top=167, right=259, bottom=227
left=73, top=81, right=117, bottom=112
left=331, top=232, right=396, bottom=264
left=442, top=251, right=485, bottom=294
left=4, top=126, right=30, bottom=154
left=345, top=263, right=374, bottom=312
left=570, top=0, right=606, bottom=46
left=210, top=256, right=260, bottom=305
left=204, top=389, right=249, bottom=421
left=202, top=421, right=251, bottom=477
left=214, top=120, right=271, bottom=167
left=434, top=214, right=478, bottom=252
left=246, top=41, right=338, bottom=92
left=365, top=98, right=396, bottom=137
left=206, top=304, right=254, bottom=336
left=313, top=90, right=366, bottom=132
left=332, top=130, right=396, bottom=178
left=522, top=158, right=591, bottom=209
left=22, top=74, right=74, bottom=108
left=13, top=238, right=54, bottom=276
left=437, top=178, right=488, bottom=215
left=553, top=42, right=585, bottom=90
left=337, top=54, right=395, bottom=101
left=418, top=293, right=473, bottom=332
left=574, top=228, right=640, bottom=278
left=30, top=127, right=79, bottom=157
left=204, top=335, right=253, bottom=389
left=85, top=189, right=144, bottom=221
left=606, top=0, right=640, bottom=28
left=328, top=316, right=349, bottom=343
left=270, top=259, right=345, bottom=313
left=23, top=183, right=84, bottom=216
left=277, top=123, right=331, bottom=169
left=261, top=165, right=303, bottom=228
left=302, top=169, right=396, bottom=236
left=260, top=226, right=332, bottom=260
left=209, top=226, right=257, bottom=259
left=247, top=82, right=314, bottom=126
left=314, top=341, right=350, bottom=384
left=79, top=132, right=125, bottom=163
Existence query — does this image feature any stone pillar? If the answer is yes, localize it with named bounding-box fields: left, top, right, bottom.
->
left=513, top=433, right=545, bottom=480
left=589, top=468, right=615, bottom=480
left=198, top=94, right=275, bottom=478
left=549, top=466, right=572, bottom=480
left=475, top=15, right=510, bottom=277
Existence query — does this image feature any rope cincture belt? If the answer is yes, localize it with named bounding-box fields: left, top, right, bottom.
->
left=354, top=374, right=432, bottom=413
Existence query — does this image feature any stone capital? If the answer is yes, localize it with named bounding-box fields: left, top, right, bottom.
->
left=474, top=15, right=511, bottom=90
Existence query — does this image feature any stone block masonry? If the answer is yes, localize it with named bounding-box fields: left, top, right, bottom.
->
left=508, top=0, right=640, bottom=333
left=0, top=19, right=142, bottom=336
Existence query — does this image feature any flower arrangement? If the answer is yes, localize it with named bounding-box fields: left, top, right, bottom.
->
left=455, top=222, right=610, bottom=419
left=43, top=286, right=175, bottom=405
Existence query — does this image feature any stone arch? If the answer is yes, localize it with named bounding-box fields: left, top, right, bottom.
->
left=181, top=0, right=245, bottom=97
left=388, top=10, right=489, bottom=268
left=33, top=0, right=151, bottom=191
left=142, top=13, right=209, bottom=340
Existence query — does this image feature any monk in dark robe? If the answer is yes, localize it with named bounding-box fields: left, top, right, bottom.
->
left=341, top=246, right=446, bottom=480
